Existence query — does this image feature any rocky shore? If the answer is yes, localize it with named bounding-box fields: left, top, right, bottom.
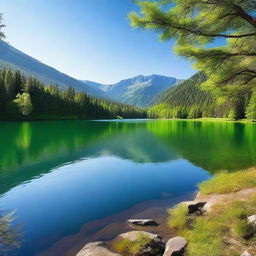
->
left=75, top=186, right=256, bottom=256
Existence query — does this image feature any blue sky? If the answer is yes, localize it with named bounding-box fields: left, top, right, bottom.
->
left=0, top=0, right=196, bottom=83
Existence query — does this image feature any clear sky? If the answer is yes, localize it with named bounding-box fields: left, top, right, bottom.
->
left=0, top=0, right=196, bottom=84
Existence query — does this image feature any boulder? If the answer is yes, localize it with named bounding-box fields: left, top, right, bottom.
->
left=118, top=231, right=165, bottom=256
left=128, top=219, right=158, bottom=226
left=76, top=241, right=122, bottom=256
left=248, top=214, right=256, bottom=226
left=241, top=251, right=251, bottom=256
left=163, top=236, right=187, bottom=256
left=187, top=202, right=207, bottom=215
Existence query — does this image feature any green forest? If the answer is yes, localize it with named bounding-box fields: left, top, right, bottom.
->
left=0, top=68, right=146, bottom=121
left=148, top=72, right=256, bottom=120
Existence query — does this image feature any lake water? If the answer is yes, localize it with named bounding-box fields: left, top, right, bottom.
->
left=0, top=119, right=256, bottom=256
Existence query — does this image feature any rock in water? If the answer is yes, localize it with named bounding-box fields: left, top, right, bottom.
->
left=163, top=236, right=187, bottom=256
left=127, top=219, right=158, bottom=226
left=76, top=241, right=122, bottom=256
left=118, top=231, right=165, bottom=256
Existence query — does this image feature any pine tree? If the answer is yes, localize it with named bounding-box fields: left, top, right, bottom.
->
left=0, top=13, right=5, bottom=40
left=130, top=0, right=256, bottom=103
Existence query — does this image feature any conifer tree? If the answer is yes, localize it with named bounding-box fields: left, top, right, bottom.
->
left=0, top=13, right=5, bottom=40
left=129, top=0, right=256, bottom=102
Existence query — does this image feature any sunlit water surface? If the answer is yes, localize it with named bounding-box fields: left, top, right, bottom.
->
left=0, top=119, right=256, bottom=256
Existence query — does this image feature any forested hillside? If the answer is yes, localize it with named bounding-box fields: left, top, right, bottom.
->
left=0, top=69, right=146, bottom=121
left=0, top=40, right=104, bottom=97
left=148, top=72, right=253, bottom=120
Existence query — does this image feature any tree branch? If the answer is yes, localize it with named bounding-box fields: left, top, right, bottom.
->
left=233, top=4, right=256, bottom=28
left=146, top=19, right=256, bottom=38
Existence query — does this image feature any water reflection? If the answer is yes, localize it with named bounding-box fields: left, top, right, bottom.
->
left=0, top=120, right=256, bottom=256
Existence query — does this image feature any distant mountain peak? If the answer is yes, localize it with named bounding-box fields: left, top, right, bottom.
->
left=81, top=74, right=181, bottom=108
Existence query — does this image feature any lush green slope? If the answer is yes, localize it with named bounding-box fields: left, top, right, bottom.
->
left=148, top=72, right=254, bottom=120
left=148, top=72, right=215, bottom=118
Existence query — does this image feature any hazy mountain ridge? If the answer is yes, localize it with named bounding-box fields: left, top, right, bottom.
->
left=0, top=40, right=104, bottom=97
left=0, top=41, right=181, bottom=107
left=82, top=75, right=182, bottom=108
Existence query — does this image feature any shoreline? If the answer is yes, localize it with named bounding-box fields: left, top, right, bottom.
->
left=0, top=117, right=256, bottom=123
left=35, top=192, right=196, bottom=256
left=72, top=168, right=256, bottom=256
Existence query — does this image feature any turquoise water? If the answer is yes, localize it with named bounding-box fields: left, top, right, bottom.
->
left=0, top=119, right=256, bottom=256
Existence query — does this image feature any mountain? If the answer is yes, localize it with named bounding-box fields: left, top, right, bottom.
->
left=0, top=40, right=180, bottom=107
left=148, top=72, right=215, bottom=118
left=0, top=40, right=103, bottom=96
left=81, top=75, right=181, bottom=108
left=153, top=72, right=210, bottom=106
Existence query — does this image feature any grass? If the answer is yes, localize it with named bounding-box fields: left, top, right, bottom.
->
left=167, top=168, right=256, bottom=256
left=113, top=234, right=152, bottom=255
left=198, top=168, right=256, bottom=195
left=168, top=197, right=256, bottom=256
left=168, top=204, right=188, bottom=230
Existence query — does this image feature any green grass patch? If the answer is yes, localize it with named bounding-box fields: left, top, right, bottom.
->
left=113, top=234, right=151, bottom=255
left=198, top=169, right=256, bottom=195
left=168, top=204, right=188, bottom=230
left=167, top=195, right=256, bottom=256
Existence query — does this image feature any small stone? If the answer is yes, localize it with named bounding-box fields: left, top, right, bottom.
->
left=248, top=214, right=256, bottom=226
left=76, top=241, right=122, bottom=256
left=241, top=251, right=251, bottom=256
left=163, top=236, right=187, bottom=256
left=128, top=219, right=158, bottom=226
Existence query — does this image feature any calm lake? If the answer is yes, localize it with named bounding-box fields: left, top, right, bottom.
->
left=1, top=119, right=256, bottom=256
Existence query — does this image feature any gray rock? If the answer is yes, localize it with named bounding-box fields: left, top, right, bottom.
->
left=248, top=214, right=256, bottom=226
left=119, top=231, right=165, bottom=256
left=128, top=219, right=158, bottom=226
left=76, top=241, right=122, bottom=256
left=163, top=236, right=187, bottom=256
left=241, top=251, right=251, bottom=256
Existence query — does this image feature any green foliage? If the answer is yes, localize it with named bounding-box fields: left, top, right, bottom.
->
left=0, top=68, right=146, bottom=120
left=147, top=71, right=254, bottom=120
left=246, top=87, right=256, bottom=120
left=13, top=93, right=33, bottom=116
left=198, top=168, right=256, bottom=195
left=131, top=0, right=256, bottom=119
left=114, top=234, right=151, bottom=255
